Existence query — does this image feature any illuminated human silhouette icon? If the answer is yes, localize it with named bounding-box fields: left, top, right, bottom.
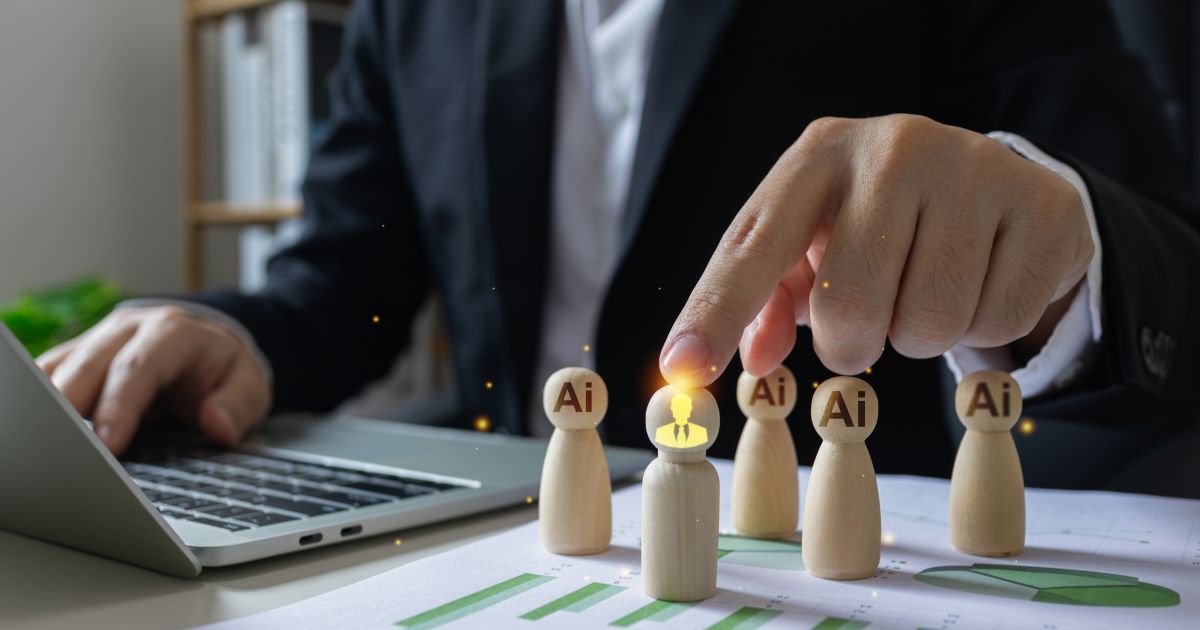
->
left=654, top=393, right=709, bottom=448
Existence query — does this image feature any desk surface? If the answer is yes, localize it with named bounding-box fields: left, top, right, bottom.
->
left=0, top=499, right=539, bottom=630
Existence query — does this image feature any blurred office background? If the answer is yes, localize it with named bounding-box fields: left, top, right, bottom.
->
left=0, top=0, right=183, bottom=301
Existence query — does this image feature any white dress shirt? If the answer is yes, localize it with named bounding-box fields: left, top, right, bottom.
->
left=144, top=0, right=1105, bottom=435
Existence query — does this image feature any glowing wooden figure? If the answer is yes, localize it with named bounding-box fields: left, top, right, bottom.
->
left=539, top=367, right=611, bottom=555
left=642, top=385, right=720, bottom=602
left=732, top=365, right=799, bottom=539
left=949, top=370, right=1025, bottom=557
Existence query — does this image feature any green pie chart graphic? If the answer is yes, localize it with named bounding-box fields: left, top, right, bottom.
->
left=915, top=564, right=1180, bottom=607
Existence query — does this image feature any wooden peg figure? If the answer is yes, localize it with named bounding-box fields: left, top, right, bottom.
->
left=732, top=365, right=799, bottom=539
left=539, top=367, right=611, bottom=555
left=803, top=376, right=880, bottom=580
left=949, top=370, right=1025, bottom=557
left=642, top=384, right=720, bottom=602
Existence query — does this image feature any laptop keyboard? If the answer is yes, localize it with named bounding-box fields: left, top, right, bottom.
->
left=122, top=449, right=460, bottom=533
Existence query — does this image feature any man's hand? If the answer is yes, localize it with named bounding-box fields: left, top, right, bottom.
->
left=36, top=306, right=271, bottom=455
left=660, top=114, right=1093, bottom=385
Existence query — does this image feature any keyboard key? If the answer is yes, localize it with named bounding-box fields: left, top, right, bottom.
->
left=162, top=496, right=223, bottom=511
left=231, top=512, right=299, bottom=527
left=336, top=481, right=425, bottom=499
left=158, top=507, right=193, bottom=519
left=187, top=516, right=250, bottom=532
left=229, top=492, right=274, bottom=505
left=256, top=496, right=347, bottom=517
left=142, top=489, right=181, bottom=503
left=258, top=480, right=314, bottom=495
left=204, top=505, right=261, bottom=519
left=132, top=473, right=171, bottom=484
left=304, top=490, right=391, bottom=508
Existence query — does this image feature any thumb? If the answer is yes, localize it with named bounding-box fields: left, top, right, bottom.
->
left=197, top=359, right=271, bottom=447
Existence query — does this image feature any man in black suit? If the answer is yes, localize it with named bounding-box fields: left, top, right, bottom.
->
left=38, top=1, right=1198, bottom=490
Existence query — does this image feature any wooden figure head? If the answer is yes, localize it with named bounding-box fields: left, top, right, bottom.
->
left=543, top=367, right=608, bottom=430
left=810, top=376, right=878, bottom=443
left=646, top=385, right=719, bottom=453
left=954, top=370, right=1021, bottom=432
left=736, top=365, right=797, bottom=421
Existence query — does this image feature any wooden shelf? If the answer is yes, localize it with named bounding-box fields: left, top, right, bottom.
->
left=190, top=202, right=301, bottom=225
left=188, top=0, right=350, bottom=20
left=188, top=0, right=279, bottom=20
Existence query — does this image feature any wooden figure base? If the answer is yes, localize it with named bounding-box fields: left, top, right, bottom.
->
left=949, top=431, right=1025, bottom=557
left=802, top=442, right=880, bottom=580
left=641, top=455, right=718, bottom=601
left=539, top=429, right=611, bottom=555
left=732, top=419, right=798, bottom=539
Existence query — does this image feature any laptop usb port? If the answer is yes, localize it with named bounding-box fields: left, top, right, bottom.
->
left=340, top=525, right=363, bottom=537
left=299, top=533, right=323, bottom=546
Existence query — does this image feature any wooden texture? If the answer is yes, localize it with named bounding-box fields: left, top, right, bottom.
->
left=949, top=370, right=1025, bottom=556
left=732, top=367, right=799, bottom=539
left=642, top=385, right=720, bottom=601
left=803, top=376, right=880, bottom=580
left=642, top=459, right=719, bottom=601
left=538, top=367, right=611, bottom=555
left=190, top=202, right=303, bottom=225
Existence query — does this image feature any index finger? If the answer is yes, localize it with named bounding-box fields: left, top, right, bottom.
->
left=659, top=122, right=845, bottom=387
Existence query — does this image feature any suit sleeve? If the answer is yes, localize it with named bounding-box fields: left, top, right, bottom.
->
left=188, top=0, right=431, bottom=412
left=929, top=0, right=1200, bottom=420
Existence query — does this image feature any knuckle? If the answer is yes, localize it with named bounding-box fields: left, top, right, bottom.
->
left=110, top=350, right=149, bottom=379
left=811, top=280, right=888, bottom=340
left=970, top=281, right=1047, bottom=346
left=722, top=208, right=781, bottom=269
left=891, top=303, right=967, bottom=352
left=796, top=116, right=852, bottom=154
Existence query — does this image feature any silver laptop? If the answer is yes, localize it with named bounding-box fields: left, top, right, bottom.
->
left=0, top=323, right=651, bottom=577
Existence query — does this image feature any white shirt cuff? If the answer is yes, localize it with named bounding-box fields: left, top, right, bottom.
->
left=943, top=132, right=1103, bottom=397
left=116, top=298, right=274, bottom=386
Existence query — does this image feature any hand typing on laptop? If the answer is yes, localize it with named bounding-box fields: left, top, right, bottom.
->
left=36, top=305, right=270, bottom=455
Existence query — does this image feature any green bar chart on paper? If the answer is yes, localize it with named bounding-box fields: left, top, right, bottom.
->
left=705, top=606, right=782, bottom=630
left=520, top=582, right=626, bottom=621
left=811, top=617, right=869, bottom=630
left=395, top=573, right=554, bottom=630
left=717, top=535, right=804, bottom=571
left=610, top=600, right=697, bottom=627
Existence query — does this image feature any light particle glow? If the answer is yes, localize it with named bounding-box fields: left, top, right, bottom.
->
left=811, top=381, right=819, bottom=389
left=1019, top=418, right=1036, bottom=436
left=474, top=415, right=492, bottom=432
left=525, top=496, right=534, bottom=504
left=485, top=380, right=494, bottom=390
left=821, top=280, right=830, bottom=289
left=393, top=538, right=403, bottom=546
left=371, top=315, right=381, bottom=324
left=865, top=366, right=873, bottom=375
left=882, top=532, right=896, bottom=546
left=583, top=344, right=591, bottom=353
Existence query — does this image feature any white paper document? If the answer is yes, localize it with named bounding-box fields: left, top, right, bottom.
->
left=206, top=461, right=1200, bottom=629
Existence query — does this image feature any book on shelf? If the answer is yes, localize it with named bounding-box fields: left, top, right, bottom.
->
left=197, top=1, right=347, bottom=290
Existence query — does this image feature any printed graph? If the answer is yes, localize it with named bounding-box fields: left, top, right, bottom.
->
left=520, top=582, right=626, bottom=621
left=705, top=606, right=781, bottom=630
left=914, top=564, right=1180, bottom=607
left=811, top=618, right=868, bottom=630
left=717, top=535, right=804, bottom=571
left=395, top=573, right=554, bottom=629
left=610, top=601, right=697, bottom=627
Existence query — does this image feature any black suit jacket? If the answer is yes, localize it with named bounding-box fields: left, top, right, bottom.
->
left=194, top=0, right=1199, bottom=485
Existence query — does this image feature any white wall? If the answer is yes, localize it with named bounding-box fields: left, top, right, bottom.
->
left=0, top=0, right=183, bottom=300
